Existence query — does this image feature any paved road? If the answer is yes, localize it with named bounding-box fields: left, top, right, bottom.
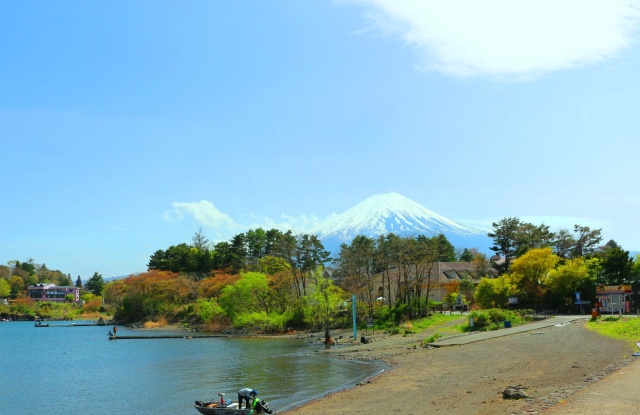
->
left=543, top=356, right=640, bottom=414
left=430, top=315, right=640, bottom=413
left=429, top=315, right=587, bottom=347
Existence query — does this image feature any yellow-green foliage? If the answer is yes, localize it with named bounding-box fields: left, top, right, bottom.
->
left=194, top=298, right=225, bottom=323
left=0, top=300, right=83, bottom=320
left=586, top=317, right=640, bottom=347
left=411, top=314, right=466, bottom=331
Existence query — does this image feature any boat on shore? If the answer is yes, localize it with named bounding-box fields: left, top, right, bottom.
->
left=194, top=393, right=273, bottom=415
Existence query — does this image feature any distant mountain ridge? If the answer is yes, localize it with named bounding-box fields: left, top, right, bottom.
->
left=310, top=192, right=493, bottom=255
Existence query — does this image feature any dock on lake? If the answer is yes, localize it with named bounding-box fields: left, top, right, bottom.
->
left=108, top=334, right=227, bottom=340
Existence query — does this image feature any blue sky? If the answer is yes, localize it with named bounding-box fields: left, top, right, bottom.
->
left=2, top=0, right=639, bottom=279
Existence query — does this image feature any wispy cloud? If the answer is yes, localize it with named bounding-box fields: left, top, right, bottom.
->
left=163, top=200, right=326, bottom=240
left=344, top=0, right=640, bottom=79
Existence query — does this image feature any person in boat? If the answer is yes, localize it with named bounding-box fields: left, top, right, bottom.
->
left=248, top=398, right=273, bottom=415
left=237, top=388, right=257, bottom=409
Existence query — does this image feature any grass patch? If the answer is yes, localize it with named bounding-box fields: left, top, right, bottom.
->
left=424, top=333, right=442, bottom=344
left=410, top=314, right=467, bottom=331
left=586, top=317, right=640, bottom=348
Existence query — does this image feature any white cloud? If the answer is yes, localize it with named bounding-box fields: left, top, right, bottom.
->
left=163, top=201, right=238, bottom=231
left=344, top=0, right=640, bottom=78
left=239, top=213, right=318, bottom=234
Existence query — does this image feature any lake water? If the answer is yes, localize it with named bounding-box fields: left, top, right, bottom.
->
left=0, top=321, right=384, bottom=415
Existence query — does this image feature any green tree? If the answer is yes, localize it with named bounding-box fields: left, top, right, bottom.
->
left=245, top=228, right=268, bottom=270
left=631, top=254, right=640, bottom=283
left=488, top=217, right=523, bottom=274
left=473, top=276, right=513, bottom=309
left=488, top=218, right=555, bottom=274
left=544, top=258, right=593, bottom=307
left=228, top=233, right=248, bottom=274
left=212, top=241, right=232, bottom=270
left=307, top=268, right=345, bottom=341
left=75, top=276, right=83, bottom=288
left=459, top=248, right=474, bottom=262
left=459, top=275, right=475, bottom=302
left=18, top=259, right=36, bottom=275
left=585, top=257, right=605, bottom=284
left=0, top=278, right=11, bottom=298
left=272, top=231, right=330, bottom=298
left=432, top=234, right=457, bottom=261
left=336, top=235, right=377, bottom=315
left=572, top=225, right=603, bottom=258
left=259, top=255, right=292, bottom=275
left=191, top=227, right=210, bottom=250
left=219, top=272, right=272, bottom=319
left=85, top=272, right=105, bottom=296
left=598, top=240, right=633, bottom=285
left=553, top=228, right=576, bottom=259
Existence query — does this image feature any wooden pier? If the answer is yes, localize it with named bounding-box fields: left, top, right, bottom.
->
left=108, top=334, right=227, bottom=340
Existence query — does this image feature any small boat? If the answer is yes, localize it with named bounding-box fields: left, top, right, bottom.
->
left=194, top=394, right=273, bottom=415
left=193, top=401, right=250, bottom=415
left=34, top=322, right=49, bottom=327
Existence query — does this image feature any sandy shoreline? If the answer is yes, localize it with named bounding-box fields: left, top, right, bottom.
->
left=277, top=320, right=634, bottom=415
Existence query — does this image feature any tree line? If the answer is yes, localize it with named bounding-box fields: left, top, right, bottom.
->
left=479, top=218, right=640, bottom=310
left=3, top=218, right=638, bottom=329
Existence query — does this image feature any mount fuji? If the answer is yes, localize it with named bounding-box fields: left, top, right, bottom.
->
left=310, top=192, right=493, bottom=255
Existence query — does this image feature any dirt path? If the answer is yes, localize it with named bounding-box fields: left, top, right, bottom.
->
left=280, top=320, right=634, bottom=415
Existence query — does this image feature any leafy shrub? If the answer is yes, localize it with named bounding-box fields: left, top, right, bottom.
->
left=233, top=311, right=294, bottom=333
left=194, top=298, right=225, bottom=324
left=470, top=308, right=523, bottom=331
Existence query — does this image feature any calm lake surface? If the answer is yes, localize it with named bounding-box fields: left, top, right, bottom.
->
left=0, top=321, right=384, bottom=415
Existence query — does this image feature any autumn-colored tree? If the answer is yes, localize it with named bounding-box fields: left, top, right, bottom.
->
left=82, top=294, right=103, bottom=313
left=0, top=265, right=9, bottom=279
left=442, top=280, right=461, bottom=300
left=199, top=272, right=240, bottom=298
left=106, top=270, right=184, bottom=322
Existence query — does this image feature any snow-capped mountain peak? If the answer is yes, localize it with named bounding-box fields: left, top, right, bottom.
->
left=310, top=192, right=490, bottom=254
